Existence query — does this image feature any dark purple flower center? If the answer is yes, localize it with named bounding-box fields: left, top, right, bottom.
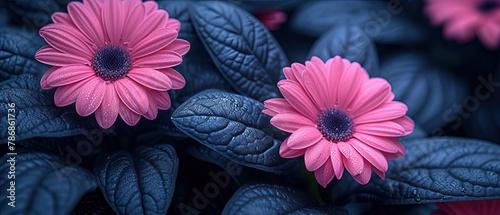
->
left=316, top=107, right=354, bottom=142
left=478, top=1, right=499, bottom=12
left=92, top=45, right=131, bottom=82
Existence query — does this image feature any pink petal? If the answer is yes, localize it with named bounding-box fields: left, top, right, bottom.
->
left=337, top=62, right=368, bottom=110
left=158, top=68, right=185, bottom=89
left=356, top=121, right=406, bottom=137
left=165, top=39, right=190, bottom=56
left=289, top=63, right=307, bottom=86
left=115, top=78, right=149, bottom=115
left=150, top=90, right=171, bottom=110
left=302, top=57, right=330, bottom=110
left=40, top=24, right=93, bottom=58
left=283, top=66, right=298, bottom=82
left=263, top=109, right=277, bottom=116
left=83, top=0, right=103, bottom=20
left=338, top=142, right=364, bottom=176
left=143, top=95, right=158, bottom=120
left=131, top=28, right=178, bottom=59
left=53, top=77, right=91, bottom=107
left=76, top=78, right=106, bottom=117
left=119, top=103, right=141, bottom=126
left=353, top=133, right=401, bottom=153
left=40, top=67, right=59, bottom=90
left=168, top=18, right=181, bottom=32
left=95, top=84, right=119, bottom=129
left=373, top=167, right=386, bottom=180
left=122, top=3, right=146, bottom=43
left=314, top=160, right=335, bottom=188
left=51, top=12, right=73, bottom=25
left=478, top=20, right=500, bottom=49
left=263, top=98, right=295, bottom=115
left=425, top=2, right=470, bottom=26
left=36, top=46, right=90, bottom=67
left=305, top=138, right=331, bottom=171
left=444, top=13, right=480, bottom=43
left=270, top=112, right=315, bottom=133
left=143, top=1, right=159, bottom=15
left=39, top=23, right=94, bottom=45
left=128, top=10, right=169, bottom=48
left=354, top=101, right=408, bottom=125
left=133, top=50, right=182, bottom=69
left=102, top=0, right=125, bottom=45
left=122, top=0, right=141, bottom=14
left=349, top=138, right=388, bottom=172
left=286, top=126, right=323, bottom=149
left=392, top=116, right=415, bottom=135
left=68, top=2, right=105, bottom=47
left=350, top=78, right=392, bottom=118
left=46, top=65, right=95, bottom=87
left=330, top=143, right=344, bottom=179
left=351, top=159, right=372, bottom=185
left=127, top=68, right=172, bottom=91
left=277, top=80, right=319, bottom=120
left=279, top=137, right=306, bottom=158
left=324, top=56, right=346, bottom=103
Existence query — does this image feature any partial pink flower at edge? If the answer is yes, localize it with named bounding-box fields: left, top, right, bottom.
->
left=263, top=56, right=414, bottom=187
left=432, top=199, right=500, bottom=215
left=424, top=0, right=500, bottom=50
left=35, top=0, right=190, bottom=129
left=254, top=10, right=287, bottom=31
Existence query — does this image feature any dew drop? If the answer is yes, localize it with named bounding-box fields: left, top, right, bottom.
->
left=414, top=194, right=421, bottom=203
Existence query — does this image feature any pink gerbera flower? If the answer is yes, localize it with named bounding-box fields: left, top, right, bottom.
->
left=263, top=56, right=414, bottom=187
left=424, top=0, right=500, bottom=49
left=432, top=199, right=500, bottom=215
left=35, top=0, right=190, bottom=129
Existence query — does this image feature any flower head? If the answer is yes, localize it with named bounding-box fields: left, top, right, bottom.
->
left=35, top=0, right=190, bottom=129
left=263, top=56, right=414, bottom=187
left=424, top=0, right=500, bottom=49
left=432, top=199, right=500, bottom=215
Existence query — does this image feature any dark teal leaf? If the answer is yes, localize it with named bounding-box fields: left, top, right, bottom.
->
left=171, top=90, right=297, bottom=174
left=0, top=27, right=49, bottom=81
left=234, top=0, right=305, bottom=12
left=327, top=137, right=500, bottom=204
left=368, top=204, right=439, bottom=215
left=379, top=52, right=468, bottom=133
left=169, top=57, right=233, bottom=109
left=0, top=74, right=95, bottom=143
left=94, top=144, right=179, bottom=215
left=3, top=0, right=69, bottom=29
left=133, top=57, right=233, bottom=137
left=190, top=1, right=288, bottom=102
left=158, top=0, right=202, bottom=52
left=307, top=24, right=379, bottom=75
left=399, top=124, right=427, bottom=141
left=291, top=1, right=425, bottom=44
left=0, top=8, right=8, bottom=26
left=222, top=183, right=318, bottom=215
left=181, top=141, right=243, bottom=181
left=289, top=205, right=351, bottom=215
left=0, top=148, right=97, bottom=214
